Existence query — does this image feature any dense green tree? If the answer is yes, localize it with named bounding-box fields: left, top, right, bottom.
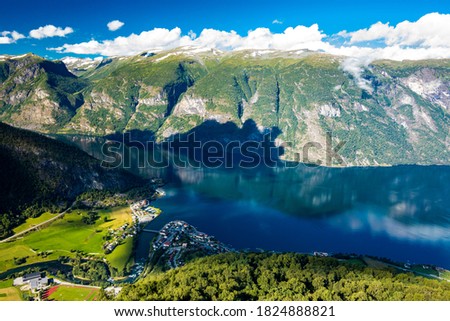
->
left=118, top=253, right=450, bottom=301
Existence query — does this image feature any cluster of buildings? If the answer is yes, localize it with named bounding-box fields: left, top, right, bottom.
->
left=103, top=193, right=164, bottom=254
left=103, top=191, right=164, bottom=267
left=103, top=222, right=138, bottom=254
left=13, top=272, right=51, bottom=292
left=130, top=199, right=161, bottom=224
left=152, top=220, right=232, bottom=269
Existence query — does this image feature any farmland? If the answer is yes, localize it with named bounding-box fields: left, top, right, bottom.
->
left=106, top=237, right=134, bottom=274
left=12, top=212, right=56, bottom=234
left=0, top=279, right=21, bottom=301
left=0, top=206, right=133, bottom=273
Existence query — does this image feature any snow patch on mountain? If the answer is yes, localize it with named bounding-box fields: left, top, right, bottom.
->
left=61, top=56, right=102, bottom=72
left=318, top=104, right=341, bottom=117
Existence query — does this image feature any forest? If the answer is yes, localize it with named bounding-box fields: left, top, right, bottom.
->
left=118, top=252, right=450, bottom=301
left=0, top=122, right=141, bottom=238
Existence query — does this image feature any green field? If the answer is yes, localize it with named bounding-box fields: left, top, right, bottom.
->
left=0, top=206, right=133, bottom=273
left=0, top=287, right=21, bottom=301
left=0, top=279, right=21, bottom=301
left=107, top=237, right=134, bottom=273
left=12, top=212, right=56, bottom=234
left=439, top=270, right=450, bottom=280
left=47, top=285, right=99, bottom=301
left=0, top=279, right=13, bottom=289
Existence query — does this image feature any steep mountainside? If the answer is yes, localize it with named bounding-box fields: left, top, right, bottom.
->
left=0, top=54, right=87, bottom=132
left=1, top=49, right=450, bottom=166
left=0, top=122, right=142, bottom=237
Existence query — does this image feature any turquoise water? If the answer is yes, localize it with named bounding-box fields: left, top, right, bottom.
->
left=139, top=166, right=450, bottom=268
left=61, top=136, right=450, bottom=268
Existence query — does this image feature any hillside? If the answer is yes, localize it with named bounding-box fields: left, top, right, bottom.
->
left=0, top=54, right=87, bottom=132
left=1, top=49, right=450, bottom=165
left=118, top=252, right=450, bottom=301
left=0, top=122, right=142, bottom=238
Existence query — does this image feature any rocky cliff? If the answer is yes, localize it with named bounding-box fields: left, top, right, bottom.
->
left=1, top=49, right=450, bottom=166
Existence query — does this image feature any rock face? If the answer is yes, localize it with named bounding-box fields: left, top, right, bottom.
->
left=173, top=95, right=207, bottom=116
left=1, top=50, right=450, bottom=166
left=318, top=104, right=341, bottom=118
left=0, top=54, right=85, bottom=131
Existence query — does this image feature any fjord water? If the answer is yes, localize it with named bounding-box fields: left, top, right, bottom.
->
left=62, top=136, right=450, bottom=268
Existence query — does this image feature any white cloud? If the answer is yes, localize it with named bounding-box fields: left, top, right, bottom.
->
left=52, top=24, right=328, bottom=55
left=52, top=27, right=192, bottom=56
left=49, top=11, right=450, bottom=91
left=0, top=30, right=25, bottom=44
left=191, top=28, right=241, bottom=50
left=272, top=19, right=283, bottom=25
left=346, top=12, right=450, bottom=47
left=344, top=21, right=394, bottom=44
left=29, top=25, right=73, bottom=39
left=328, top=44, right=450, bottom=90
left=107, top=20, right=124, bottom=32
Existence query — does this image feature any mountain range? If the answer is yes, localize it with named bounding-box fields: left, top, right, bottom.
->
left=1, top=47, right=450, bottom=166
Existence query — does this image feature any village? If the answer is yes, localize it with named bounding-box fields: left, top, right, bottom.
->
left=102, top=221, right=137, bottom=254
left=102, top=189, right=164, bottom=254
left=151, top=220, right=233, bottom=269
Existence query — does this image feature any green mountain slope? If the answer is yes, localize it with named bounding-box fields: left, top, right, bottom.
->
left=1, top=49, right=450, bottom=165
left=118, top=252, right=450, bottom=300
left=63, top=52, right=209, bottom=135
left=0, top=122, right=142, bottom=238
left=0, top=54, right=86, bottom=132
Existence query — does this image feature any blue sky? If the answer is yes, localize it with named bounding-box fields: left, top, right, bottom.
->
left=1, top=0, right=450, bottom=59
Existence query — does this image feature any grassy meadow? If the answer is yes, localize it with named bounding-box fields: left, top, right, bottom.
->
left=12, top=212, right=56, bottom=234
left=47, top=285, right=99, bottom=301
left=106, top=237, right=134, bottom=273
left=0, top=279, right=21, bottom=301
left=0, top=206, right=133, bottom=273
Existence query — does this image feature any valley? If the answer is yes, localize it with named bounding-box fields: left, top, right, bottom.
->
left=0, top=206, right=134, bottom=274
left=1, top=48, right=450, bottom=302
left=1, top=194, right=449, bottom=301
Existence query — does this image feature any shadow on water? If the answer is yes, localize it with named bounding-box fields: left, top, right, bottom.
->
left=164, top=119, right=284, bottom=167
left=54, top=122, right=450, bottom=267
left=55, top=124, right=450, bottom=225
